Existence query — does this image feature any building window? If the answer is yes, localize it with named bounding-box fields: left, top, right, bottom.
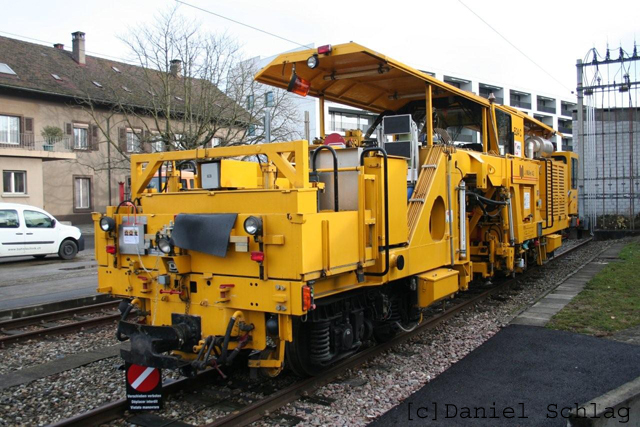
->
left=0, top=209, right=19, bottom=228
left=246, top=94, right=255, bottom=110
left=248, top=124, right=256, bottom=136
left=329, top=111, right=372, bottom=133
left=0, top=115, right=20, bottom=144
left=211, top=137, right=221, bottom=148
left=150, top=135, right=164, bottom=153
left=3, top=170, right=26, bottom=194
left=127, top=130, right=141, bottom=152
left=73, top=124, right=89, bottom=149
left=74, top=177, right=91, bottom=210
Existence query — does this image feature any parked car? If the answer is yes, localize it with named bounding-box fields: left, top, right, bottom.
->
left=0, top=203, right=84, bottom=260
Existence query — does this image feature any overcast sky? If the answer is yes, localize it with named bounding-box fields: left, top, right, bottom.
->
left=3, top=0, right=638, bottom=101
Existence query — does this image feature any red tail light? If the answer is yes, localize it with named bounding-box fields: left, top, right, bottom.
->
left=251, top=251, right=264, bottom=262
left=106, top=245, right=116, bottom=254
left=317, top=44, right=332, bottom=55
left=287, top=74, right=310, bottom=97
left=302, top=285, right=314, bottom=311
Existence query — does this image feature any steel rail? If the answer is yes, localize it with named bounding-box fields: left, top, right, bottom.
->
left=0, top=300, right=119, bottom=329
left=0, top=301, right=121, bottom=346
left=205, top=237, right=593, bottom=427
left=52, top=238, right=593, bottom=427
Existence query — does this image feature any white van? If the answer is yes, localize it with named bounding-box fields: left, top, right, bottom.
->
left=0, top=203, right=84, bottom=260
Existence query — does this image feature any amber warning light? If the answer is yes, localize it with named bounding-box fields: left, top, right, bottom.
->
left=287, top=73, right=310, bottom=97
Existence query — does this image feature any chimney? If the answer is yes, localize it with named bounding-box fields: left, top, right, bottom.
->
left=53, top=43, right=64, bottom=50
left=170, top=59, right=182, bottom=77
left=72, top=31, right=85, bottom=65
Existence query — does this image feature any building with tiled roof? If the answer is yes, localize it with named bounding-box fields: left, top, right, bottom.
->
left=0, top=31, right=241, bottom=223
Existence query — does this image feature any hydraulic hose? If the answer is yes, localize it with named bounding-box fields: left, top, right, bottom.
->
left=218, top=314, right=238, bottom=364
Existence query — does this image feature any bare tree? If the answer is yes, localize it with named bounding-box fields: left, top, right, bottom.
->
left=74, top=6, right=301, bottom=168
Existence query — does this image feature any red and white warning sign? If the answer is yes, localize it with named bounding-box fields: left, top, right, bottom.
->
left=125, top=363, right=163, bottom=411
left=127, top=364, right=160, bottom=392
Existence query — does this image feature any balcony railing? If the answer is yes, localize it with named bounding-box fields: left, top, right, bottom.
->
left=0, top=135, right=74, bottom=153
left=560, top=107, right=574, bottom=117
left=558, top=125, right=573, bottom=134
left=537, top=105, right=556, bottom=114
left=510, top=100, right=532, bottom=109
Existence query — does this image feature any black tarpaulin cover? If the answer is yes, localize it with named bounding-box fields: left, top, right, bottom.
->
left=171, top=213, right=238, bottom=257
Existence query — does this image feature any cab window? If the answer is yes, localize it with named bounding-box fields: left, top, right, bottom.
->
left=0, top=210, right=19, bottom=228
left=24, top=210, right=53, bottom=228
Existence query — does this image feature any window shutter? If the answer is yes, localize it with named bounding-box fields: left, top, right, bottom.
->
left=90, top=124, right=99, bottom=151
left=118, top=127, right=127, bottom=152
left=65, top=123, right=73, bottom=135
left=24, top=118, right=34, bottom=133
left=22, top=117, right=34, bottom=147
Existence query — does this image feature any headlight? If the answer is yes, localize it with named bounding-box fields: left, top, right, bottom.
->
left=100, top=216, right=115, bottom=232
left=243, top=216, right=263, bottom=235
left=307, top=54, right=318, bottom=69
left=157, top=237, right=172, bottom=254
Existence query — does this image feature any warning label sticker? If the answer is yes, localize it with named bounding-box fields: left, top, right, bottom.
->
left=125, top=363, right=163, bottom=411
left=123, top=226, right=140, bottom=245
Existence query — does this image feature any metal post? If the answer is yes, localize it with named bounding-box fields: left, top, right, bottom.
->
left=304, top=111, right=310, bottom=143
left=265, top=110, right=271, bottom=143
left=107, top=117, right=112, bottom=206
left=576, top=59, right=586, bottom=225
left=319, top=96, right=326, bottom=138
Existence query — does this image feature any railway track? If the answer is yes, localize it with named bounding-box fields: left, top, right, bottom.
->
left=0, top=300, right=120, bottom=347
left=52, top=237, right=593, bottom=427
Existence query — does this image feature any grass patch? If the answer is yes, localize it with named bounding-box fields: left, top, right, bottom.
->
left=547, top=241, right=640, bottom=336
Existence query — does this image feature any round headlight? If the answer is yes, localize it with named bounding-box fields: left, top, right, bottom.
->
left=307, top=55, right=318, bottom=69
left=243, top=216, right=263, bottom=236
left=100, top=216, right=115, bottom=232
left=157, top=237, right=172, bottom=254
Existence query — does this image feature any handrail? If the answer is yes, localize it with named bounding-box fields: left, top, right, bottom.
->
left=311, top=146, right=340, bottom=212
left=360, top=147, right=389, bottom=277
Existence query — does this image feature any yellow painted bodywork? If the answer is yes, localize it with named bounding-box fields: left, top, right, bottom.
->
left=95, top=43, right=578, bottom=371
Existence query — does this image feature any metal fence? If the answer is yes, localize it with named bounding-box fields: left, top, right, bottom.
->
left=576, top=46, right=640, bottom=230
left=0, top=135, right=74, bottom=153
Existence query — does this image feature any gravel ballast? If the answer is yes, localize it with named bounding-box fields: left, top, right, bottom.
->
left=0, top=238, right=615, bottom=426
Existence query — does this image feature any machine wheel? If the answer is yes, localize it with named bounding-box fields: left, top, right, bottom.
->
left=58, top=240, right=78, bottom=260
left=286, top=320, right=317, bottom=377
left=33, top=255, right=47, bottom=260
left=372, top=324, right=398, bottom=343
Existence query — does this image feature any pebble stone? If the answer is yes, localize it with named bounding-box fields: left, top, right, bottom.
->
left=0, top=238, right=615, bottom=426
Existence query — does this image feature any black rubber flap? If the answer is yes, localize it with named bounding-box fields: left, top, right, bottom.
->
left=172, top=214, right=237, bottom=257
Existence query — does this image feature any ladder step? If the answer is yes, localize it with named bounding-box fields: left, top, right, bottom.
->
left=409, top=198, right=425, bottom=203
left=422, top=164, right=437, bottom=169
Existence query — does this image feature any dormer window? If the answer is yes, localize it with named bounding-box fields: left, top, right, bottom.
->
left=122, top=86, right=132, bottom=93
left=92, top=81, right=103, bottom=88
left=0, top=63, right=16, bottom=76
left=147, top=90, right=155, bottom=97
left=112, top=66, right=121, bottom=73
left=51, top=74, right=62, bottom=81
left=175, top=96, right=183, bottom=101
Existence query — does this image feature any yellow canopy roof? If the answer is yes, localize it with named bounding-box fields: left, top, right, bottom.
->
left=255, top=42, right=557, bottom=136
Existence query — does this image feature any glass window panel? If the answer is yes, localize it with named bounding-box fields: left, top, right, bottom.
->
left=0, top=210, right=19, bottom=228
left=127, top=131, right=141, bottom=152
left=24, top=210, right=52, bottom=228
left=74, top=127, right=88, bottom=149
left=74, top=178, right=91, bottom=209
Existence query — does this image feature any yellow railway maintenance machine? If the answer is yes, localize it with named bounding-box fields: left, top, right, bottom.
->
left=94, top=43, right=579, bottom=378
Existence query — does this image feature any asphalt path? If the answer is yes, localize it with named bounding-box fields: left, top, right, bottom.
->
left=0, top=241, right=99, bottom=311
left=372, top=324, right=640, bottom=426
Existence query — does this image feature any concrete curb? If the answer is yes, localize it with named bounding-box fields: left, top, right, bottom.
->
left=568, top=376, right=640, bottom=426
